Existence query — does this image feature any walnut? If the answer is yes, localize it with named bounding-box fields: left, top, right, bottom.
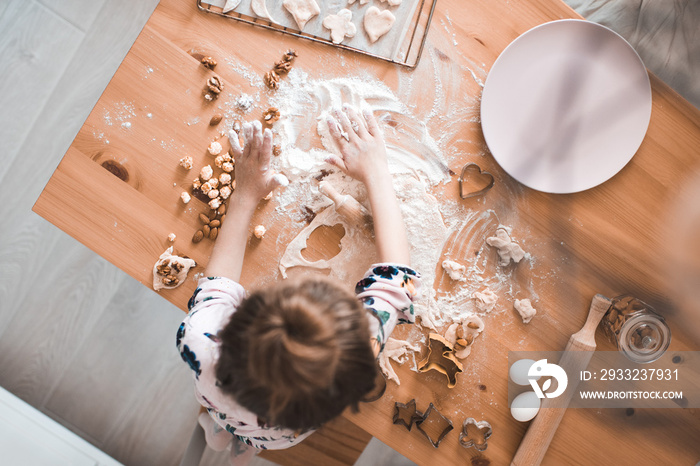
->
left=201, top=56, right=217, bottom=70
left=209, top=197, right=222, bottom=209
left=274, top=60, right=292, bottom=75
left=263, top=107, right=281, bottom=125
left=156, top=264, right=171, bottom=276
left=283, top=49, right=298, bottom=62
left=222, top=161, right=234, bottom=173
left=272, top=145, right=282, bottom=157
left=207, top=76, right=224, bottom=94
left=162, top=274, right=180, bottom=286
left=264, top=70, right=280, bottom=90
left=171, top=261, right=184, bottom=274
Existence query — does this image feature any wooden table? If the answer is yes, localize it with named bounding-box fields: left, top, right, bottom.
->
left=34, top=0, right=700, bottom=464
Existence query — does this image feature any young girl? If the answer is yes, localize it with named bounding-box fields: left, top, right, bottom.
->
left=177, top=106, right=421, bottom=463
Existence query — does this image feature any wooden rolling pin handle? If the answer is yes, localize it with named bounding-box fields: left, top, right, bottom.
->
left=511, top=294, right=612, bottom=466
left=318, top=181, right=372, bottom=227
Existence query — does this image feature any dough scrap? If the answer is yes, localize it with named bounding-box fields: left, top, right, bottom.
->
left=222, top=0, right=241, bottom=13
left=514, top=298, right=537, bottom=324
left=444, top=314, right=485, bottom=359
left=283, top=0, right=320, bottom=31
left=363, top=6, right=395, bottom=43
left=251, top=0, right=277, bottom=22
left=153, top=247, right=196, bottom=291
left=378, top=338, right=420, bottom=385
left=322, top=9, right=356, bottom=44
left=442, top=259, right=466, bottom=281
left=485, top=228, right=526, bottom=266
left=473, top=288, right=497, bottom=313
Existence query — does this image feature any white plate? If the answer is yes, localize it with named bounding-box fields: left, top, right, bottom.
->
left=480, top=20, right=652, bottom=194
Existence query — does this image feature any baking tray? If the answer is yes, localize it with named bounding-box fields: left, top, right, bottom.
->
left=197, top=0, right=437, bottom=68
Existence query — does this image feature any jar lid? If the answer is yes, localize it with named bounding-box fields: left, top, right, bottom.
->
left=618, top=314, right=671, bottom=363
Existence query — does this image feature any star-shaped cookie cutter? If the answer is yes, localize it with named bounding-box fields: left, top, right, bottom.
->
left=459, top=163, right=495, bottom=199
left=418, top=333, right=464, bottom=388
left=392, top=398, right=423, bottom=431
left=459, top=417, right=492, bottom=451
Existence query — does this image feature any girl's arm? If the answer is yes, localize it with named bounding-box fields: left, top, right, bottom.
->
left=205, top=121, right=287, bottom=281
left=326, top=106, right=410, bottom=265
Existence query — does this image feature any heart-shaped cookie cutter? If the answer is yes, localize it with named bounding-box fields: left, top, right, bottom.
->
left=459, top=417, right=492, bottom=451
left=459, top=163, right=495, bottom=199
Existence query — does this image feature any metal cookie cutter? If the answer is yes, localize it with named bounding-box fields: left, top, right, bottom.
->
left=459, top=417, right=492, bottom=451
left=459, top=163, right=495, bottom=199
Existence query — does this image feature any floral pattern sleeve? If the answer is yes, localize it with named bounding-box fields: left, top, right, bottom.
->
left=355, top=263, right=421, bottom=353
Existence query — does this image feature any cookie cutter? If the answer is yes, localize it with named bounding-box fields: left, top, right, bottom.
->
left=459, top=163, right=495, bottom=199
left=459, top=417, right=492, bottom=451
left=418, top=333, right=463, bottom=388
left=392, top=399, right=423, bottom=431
left=415, top=403, right=453, bottom=448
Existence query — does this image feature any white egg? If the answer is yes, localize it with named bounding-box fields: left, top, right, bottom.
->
left=510, top=391, right=541, bottom=422
left=509, top=359, right=540, bottom=386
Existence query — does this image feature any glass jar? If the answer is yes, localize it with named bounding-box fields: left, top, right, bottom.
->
left=601, top=295, right=671, bottom=363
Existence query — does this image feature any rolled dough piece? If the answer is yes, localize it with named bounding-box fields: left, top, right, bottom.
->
left=363, top=6, right=395, bottom=43
left=251, top=0, right=277, bottom=22
left=322, top=9, right=356, bottom=44
left=378, top=338, right=420, bottom=385
left=379, top=0, right=402, bottom=5
left=283, top=0, right=320, bottom=30
left=222, top=0, right=241, bottom=13
left=347, top=0, right=369, bottom=4
left=485, top=228, right=527, bottom=266
left=152, top=247, right=196, bottom=291
left=441, top=259, right=466, bottom=281
left=514, top=298, right=537, bottom=324
left=473, top=288, right=497, bottom=313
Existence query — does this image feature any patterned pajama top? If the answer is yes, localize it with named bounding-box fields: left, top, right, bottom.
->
left=176, top=263, right=421, bottom=450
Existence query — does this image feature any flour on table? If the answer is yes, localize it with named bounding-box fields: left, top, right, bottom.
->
left=473, top=288, right=498, bottom=313
left=378, top=337, right=421, bottom=385
left=514, top=298, right=536, bottom=324
left=486, top=227, right=527, bottom=266
left=363, top=6, right=395, bottom=43
left=442, top=259, right=466, bottom=281
left=283, top=0, right=320, bottom=31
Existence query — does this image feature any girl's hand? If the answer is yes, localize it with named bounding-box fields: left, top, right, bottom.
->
left=325, top=106, right=389, bottom=185
left=228, top=121, right=288, bottom=204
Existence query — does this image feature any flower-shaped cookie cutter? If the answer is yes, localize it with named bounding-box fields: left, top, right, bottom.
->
left=415, top=403, right=453, bottom=448
left=459, top=163, right=495, bottom=199
left=392, top=398, right=423, bottom=431
left=418, top=333, right=463, bottom=388
left=459, top=417, right=492, bottom=451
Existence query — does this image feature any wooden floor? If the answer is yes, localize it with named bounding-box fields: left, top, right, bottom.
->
left=0, top=1, right=696, bottom=465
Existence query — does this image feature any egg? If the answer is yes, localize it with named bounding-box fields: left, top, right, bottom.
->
left=509, top=359, right=540, bottom=386
left=510, top=391, right=541, bottom=422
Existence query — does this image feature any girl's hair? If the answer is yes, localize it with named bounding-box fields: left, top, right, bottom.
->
left=215, top=277, right=377, bottom=431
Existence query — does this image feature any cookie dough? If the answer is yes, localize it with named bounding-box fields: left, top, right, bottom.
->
left=444, top=314, right=485, bottom=359
left=473, top=288, right=497, bottom=313
left=254, top=224, right=267, bottom=239
left=283, top=0, right=320, bottom=30
left=514, top=298, right=537, bottom=324
left=379, top=0, right=402, bottom=5
left=153, top=247, right=196, bottom=291
left=486, top=228, right=526, bottom=266
left=442, top=259, right=466, bottom=281
left=378, top=337, right=420, bottom=385
left=322, top=9, right=357, bottom=44
left=363, top=6, right=395, bottom=43
left=222, top=0, right=241, bottom=13
left=251, top=0, right=277, bottom=22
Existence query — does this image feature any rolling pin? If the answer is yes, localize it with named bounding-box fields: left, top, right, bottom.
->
left=511, top=294, right=612, bottom=466
left=318, top=181, right=373, bottom=229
